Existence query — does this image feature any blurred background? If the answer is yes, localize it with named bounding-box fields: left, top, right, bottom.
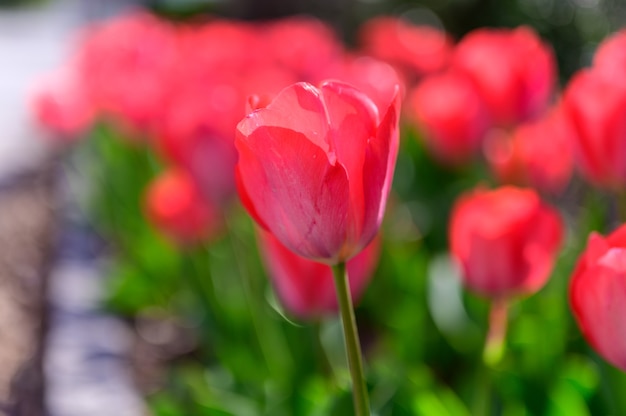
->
left=0, top=0, right=624, bottom=415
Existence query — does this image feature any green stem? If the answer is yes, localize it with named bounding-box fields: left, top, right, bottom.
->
left=183, top=248, right=220, bottom=338
left=472, top=364, right=492, bottom=416
left=331, top=262, right=370, bottom=416
left=313, top=322, right=332, bottom=377
left=483, top=297, right=508, bottom=367
left=223, top=214, right=293, bottom=380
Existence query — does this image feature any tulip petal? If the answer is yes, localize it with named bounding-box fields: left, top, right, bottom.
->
left=522, top=206, right=563, bottom=293
left=571, top=247, right=626, bottom=371
left=258, top=228, right=337, bottom=317
left=360, top=88, right=401, bottom=250
left=565, top=72, right=626, bottom=187
left=236, top=126, right=350, bottom=261
left=320, top=81, right=379, bottom=252
left=238, top=82, right=331, bottom=156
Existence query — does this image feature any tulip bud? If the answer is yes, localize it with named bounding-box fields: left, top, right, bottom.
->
left=562, top=70, right=626, bottom=189
left=145, top=170, right=221, bottom=245
left=570, top=225, right=626, bottom=371
left=258, top=229, right=380, bottom=318
left=263, top=16, right=343, bottom=81
left=593, top=29, right=626, bottom=85
left=358, top=16, right=453, bottom=84
left=407, top=71, right=490, bottom=166
left=452, top=26, right=556, bottom=126
left=485, top=106, right=574, bottom=194
left=449, top=186, right=562, bottom=298
left=77, top=12, right=178, bottom=134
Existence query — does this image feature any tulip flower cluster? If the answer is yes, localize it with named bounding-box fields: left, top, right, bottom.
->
left=362, top=19, right=574, bottom=194
left=30, top=7, right=626, bottom=414
left=365, top=18, right=626, bottom=378
left=34, top=11, right=405, bottom=321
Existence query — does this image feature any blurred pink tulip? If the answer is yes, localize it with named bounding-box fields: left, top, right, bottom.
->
left=452, top=26, right=556, bottom=126
left=358, top=16, right=453, bottom=84
left=485, top=106, right=574, bottom=194
left=593, top=29, right=626, bottom=85
left=570, top=225, right=626, bottom=371
left=263, top=16, right=344, bottom=82
left=76, top=11, right=178, bottom=135
left=562, top=69, right=626, bottom=189
left=145, top=169, right=221, bottom=245
left=258, top=229, right=380, bottom=318
left=407, top=71, right=490, bottom=165
left=450, top=186, right=562, bottom=298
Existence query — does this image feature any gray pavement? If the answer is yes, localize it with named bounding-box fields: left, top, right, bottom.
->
left=0, top=1, right=148, bottom=415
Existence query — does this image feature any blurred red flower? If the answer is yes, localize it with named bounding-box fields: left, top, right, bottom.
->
left=563, top=69, right=626, bottom=189
left=450, top=186, right=562, bottom=298
left=263, top=16, right=344, bottom=82
left=236, top=81, right=400, bottom=264
left=76, top=11, right=178, bottom=135
left=485, top=105, right=574, bottom=194
left=154, top=20, right=297, bottom=206
left=258, top=229, right=380, bottom=318
left=358, top=16, right=452, bottom=85
left=570, top=225, right=626, bottom=371
left=452, top=26, right=556, bottom=127
left=593, top=29, right=626, bottom=85
left=145, top=169, right=221, bottom=245
left=407, top=71, right=490, bottom=165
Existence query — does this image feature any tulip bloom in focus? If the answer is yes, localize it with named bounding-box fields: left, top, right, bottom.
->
left=258, top=230, right=380, bottom=318
left=236, top=81, right=400, bottom=264
left=570, top=225, right=626, bottom=371
left=321, top=55, right=403, bottom=116
left=145, top=170, right=221, bottom=245
left=450, top=186, right=562, bottom=298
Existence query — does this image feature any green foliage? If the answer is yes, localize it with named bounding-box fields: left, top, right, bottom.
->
left=73, top=109, right=625, bottom=415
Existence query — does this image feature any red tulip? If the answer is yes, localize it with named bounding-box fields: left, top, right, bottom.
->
left=145, top=169, right=221, bottom=245
left=358, top=16, right=453, bottom=84
left=593, top=29, right=626, bottom=85
left=236, top=81, right=400, bottom=264
left=155, top=22, right=297, bottom=206
left=258, top=229, right=380, bottom=318
left=562, top=70, right=626, bottom=189
left=407, top=71, right=490, bottom=165
left=263, top=16, right=343, bottom=82
left=485, top=106, right=574, bottom=194
left=452, top=26, right=556, bottom=126
left=450, top=187, right=562, bottom=298
left=76, top=11, right=178, bottom=134
left=570, top=225, right=626, bottom=371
